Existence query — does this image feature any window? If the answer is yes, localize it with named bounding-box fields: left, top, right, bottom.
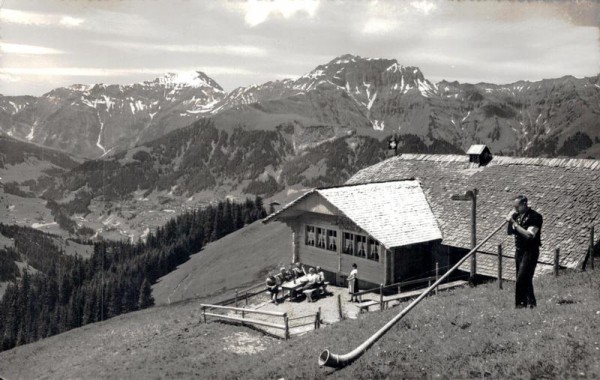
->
left=305, top=225, right=371, bottom=257
left=368, top=238, right=380, bottom=261
left=305, top=225, right=315, bottom=246
left=316, top=227, right=326, bottom=248
left=305, top=224, right=340, bottom=253
left=356, top=235, right=367, bottom=258
left=327, top=230, right=337, bottom=252
left=343, top=232, right=354, bottom=255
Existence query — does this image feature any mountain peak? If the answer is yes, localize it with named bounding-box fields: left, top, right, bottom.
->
left=326, top=54, right=399, bottom=66
left=66, top=84, right=93, bottom=92
left=327, top=54, right=361, bottom=65
left=145, top=71, right=224, bottom=91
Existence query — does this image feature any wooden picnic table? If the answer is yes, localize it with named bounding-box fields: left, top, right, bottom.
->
left=280, top=275, right=308, bottom=299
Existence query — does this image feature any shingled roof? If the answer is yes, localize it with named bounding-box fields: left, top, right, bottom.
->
left=347, top=154, right=600, bottom=280
left=263, top=180, right=443, bottom=249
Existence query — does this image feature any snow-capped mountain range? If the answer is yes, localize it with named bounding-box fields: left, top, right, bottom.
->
left=1, top=54, right=599, bottom=159
left=0, top=71, right=224, bottom=158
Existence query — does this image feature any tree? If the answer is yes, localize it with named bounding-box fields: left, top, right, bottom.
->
left=138, top=278, right=154, bottom=309
left=254, top=196, right=267, bottom=219
left=0, top=198, right=264, bottom=352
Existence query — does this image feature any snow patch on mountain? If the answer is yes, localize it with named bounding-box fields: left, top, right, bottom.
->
left=156, top=71, right=222, bottom=90
left=8, top=101, right=19, bottom=113
left=366, top=90, right=377, bottom=110
left=67, top=84, right=92, bottom=92
left=372, top=120, right=385, bottom=130
left=461, top=111, right=471, bottom=122
left=96, top=111, right=106, bottom=154
left=26, top=121, right=37, bottom=141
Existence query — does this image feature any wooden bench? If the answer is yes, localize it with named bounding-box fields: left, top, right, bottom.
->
left=303, top=288, right=320, bottom=302
left=382, top=280, right=469, bottom=308
left=301, top=281, right=332, bottom=302
left=319, top=281, right=330, bottom=295
left=356, top=300, right=379, bottom=313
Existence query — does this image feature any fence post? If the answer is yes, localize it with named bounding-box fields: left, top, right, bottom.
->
left=337, top=294, right=343, bottom=320
left=315, top=307, right=321, bottom=330
left=284, top=313, right=289, bottom=340
left=245, top=291, right=248, bottom=306
left=497, top=244, right=503, bottom=289
left=554, top=248, right=560, bottom=276
left=235, top=289, right=238, bottom=312
left=591, top=226, right=595, bottom=270
left=202, top=306, right=206, bottom=324
left=435, top=262, right=439, bottom=296
left=379, top=284, right=384, bottom=311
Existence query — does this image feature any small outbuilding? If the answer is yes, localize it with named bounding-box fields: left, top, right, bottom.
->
left=466, top=144, right=493, bottom=166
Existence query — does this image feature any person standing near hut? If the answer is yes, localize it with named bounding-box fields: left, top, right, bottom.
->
left=506, top=195, right=543, bottom=309
left=348, top=263, right=359, bottom=302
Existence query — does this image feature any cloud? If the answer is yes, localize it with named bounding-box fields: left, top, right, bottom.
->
left=0, top=73, right=21, bottom=83
left=0, top=8, right=84, bottom=28
left=94, top=41, right=267, bottom=57
left=59, top=16, right=85, bottom=27
left=229, top=0, right=320, bottom=27
left=1, top=0, right=597, bottom=96
left=410, top=1, right=438, bottom=15
left=0, top=42, right=64, bottom=55
left=362, top=18, right=400, bottom=35
left=0, top=66, right=257, bottom=78
left=360, top=1, right=436, bottom=35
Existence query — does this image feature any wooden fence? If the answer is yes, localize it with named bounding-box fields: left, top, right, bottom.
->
left=214, top=282, right=266, bottom=307
left=201, top=304, right=322, bottom=339
left=201, top=304, right=291, bottom=339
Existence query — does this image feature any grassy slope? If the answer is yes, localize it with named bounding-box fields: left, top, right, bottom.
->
left=152, top=220, right=292, bottom=305
left=1, top=270, right=599, bottom=379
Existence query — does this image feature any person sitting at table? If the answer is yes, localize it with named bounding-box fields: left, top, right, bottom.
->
left=300, top=267, right=320, bottom=298
left=265, top=273, right=280, bottom=304
left=315, top=266, right=329, bottom=295
left=292, top=262, right=306, bottom=279
left=275, top=267, right=285, bottom=284
left=315, top=266, right=325, bottom=284
left=279, top=266, right=292, bottom=282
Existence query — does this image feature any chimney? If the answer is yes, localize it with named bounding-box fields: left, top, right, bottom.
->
left=466, top=144, right=492, bottom=166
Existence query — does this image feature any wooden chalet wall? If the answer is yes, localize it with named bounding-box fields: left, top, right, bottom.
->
left=291, top=212, right=385, bottom=287
left=279, top=191, right=442, bottom=289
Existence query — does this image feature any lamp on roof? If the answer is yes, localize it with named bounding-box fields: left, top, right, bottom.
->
left=451, top=188, right=479, bottom=284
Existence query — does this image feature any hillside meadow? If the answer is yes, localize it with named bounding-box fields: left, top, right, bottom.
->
left=1, top=269, right=598, bottom=379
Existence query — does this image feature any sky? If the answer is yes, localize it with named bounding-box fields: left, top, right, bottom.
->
left=0, top=0, right=599, bottom=96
